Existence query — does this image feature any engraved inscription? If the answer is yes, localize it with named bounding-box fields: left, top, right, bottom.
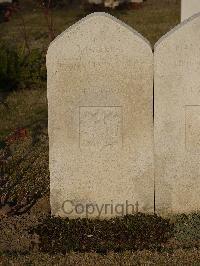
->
left=185, top=105, right=200, bottom=153
left=80, top=106, right=122, bottom=149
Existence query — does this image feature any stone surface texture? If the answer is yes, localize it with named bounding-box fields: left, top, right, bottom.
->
left=47, top=13, right=154, bottom=218
left=181, top=0, right=200, bottom=21
left=154, top=14, right=200, bottom=213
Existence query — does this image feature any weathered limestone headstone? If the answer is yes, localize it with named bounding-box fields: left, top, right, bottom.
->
left=154, top=14, right=200, bottom=213
left=181, top=0, right=200, bottom=22
left=47, top=13, right=154, bottom=218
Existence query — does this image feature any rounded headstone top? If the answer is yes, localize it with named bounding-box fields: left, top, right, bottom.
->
left=154, top=12, right=200, bottom=50
left=47, top=12, right=152, bottom=56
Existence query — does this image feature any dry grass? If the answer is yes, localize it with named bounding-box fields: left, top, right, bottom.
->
left=0, top=0, right=180, bottom=48
left=0, top=89, right=47, bottom=139
left=1, top=249, right=200, bottom=265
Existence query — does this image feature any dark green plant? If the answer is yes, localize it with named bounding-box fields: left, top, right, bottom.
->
left=0, top=44, right=20, bottom=92
left=173, top=213, right=200, bottom=248
left=19, top=49, right=46, bottom=89
left=31, top=213, right=174, bottom=254
left=0, top=44, right=46, bottom=92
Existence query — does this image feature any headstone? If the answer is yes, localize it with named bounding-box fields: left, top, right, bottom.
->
left=0, top=0, right=12, bottom=3
left=104, top=0, right=120, bottom=8
left=47, top=13, right=154, bottom=218
left=88, top=0, right=102, bottom=4
left=181, top=0, right=200, bottom=22
left=154, top=14, right=200, bottom=213
left=130, top=0, right=143, bottom=2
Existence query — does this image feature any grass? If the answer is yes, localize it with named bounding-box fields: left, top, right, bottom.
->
left=0, top=88, right=47, bottom=139
left=0, top=0, right=180, bottom=49
left=1, top=249, right=200, bottom=265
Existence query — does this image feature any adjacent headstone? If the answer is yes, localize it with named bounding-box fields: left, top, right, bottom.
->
left=88, top=0, right=103, bottom=4
left=0, top=0, right=12, bottom=3
left=181, top=0, right=200, bottom=22
left=130, top=0, right=143, bottom=3
left=154, top=14, right=200, bottom=213
left=104, top=0, right=121, bottom=8
left=86, top=0, right=143, bottom=9
left=47, top=13, right=154, bottom=218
